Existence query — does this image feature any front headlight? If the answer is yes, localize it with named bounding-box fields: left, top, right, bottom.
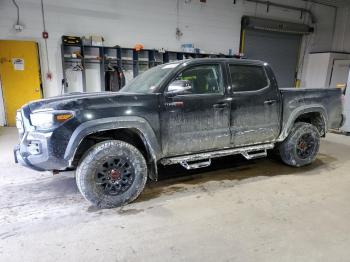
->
left=16, top=111, right=24, bottom=133
left=30, top=111, right=73, bottom=129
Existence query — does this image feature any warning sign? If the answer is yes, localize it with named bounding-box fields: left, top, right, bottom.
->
left=12, top=58, right=24, bottom=71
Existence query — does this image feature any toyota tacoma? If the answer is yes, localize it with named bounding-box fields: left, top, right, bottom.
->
left=14, top=58, right=344, bottom=208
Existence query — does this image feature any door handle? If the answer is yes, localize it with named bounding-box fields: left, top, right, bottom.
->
left=213, top=103, right=228, bottom=109
left=264, top=99, right=276, bottom=105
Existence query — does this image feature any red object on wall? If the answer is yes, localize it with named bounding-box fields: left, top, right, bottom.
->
left=46, top=72, right=53, bottom=80
left=42, top=31, right=49, bottom=39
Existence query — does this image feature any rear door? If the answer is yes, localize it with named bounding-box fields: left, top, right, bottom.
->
left=160, top=63, right=231, bottom=156
left=228, top=63, right=281, bottom=147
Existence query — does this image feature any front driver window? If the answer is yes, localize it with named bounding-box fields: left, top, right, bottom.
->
left=174, top=64, right=223, bottom=94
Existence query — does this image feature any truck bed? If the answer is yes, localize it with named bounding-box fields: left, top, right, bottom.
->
left=279, top=88, right=343, bottom=138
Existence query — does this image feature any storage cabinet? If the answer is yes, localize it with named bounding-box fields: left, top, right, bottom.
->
left=61, top=43, right=235, bottom=94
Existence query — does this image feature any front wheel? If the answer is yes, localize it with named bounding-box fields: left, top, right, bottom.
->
left=76, top=140, right=147, bottom=208
left=278, top=122, right=320, bottom=167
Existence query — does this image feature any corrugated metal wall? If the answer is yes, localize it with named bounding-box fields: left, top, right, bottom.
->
left=243, top=29, right=301, bottom=87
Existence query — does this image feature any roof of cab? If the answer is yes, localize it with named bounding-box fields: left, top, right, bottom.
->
left=176, top=58, right=267, bottom=66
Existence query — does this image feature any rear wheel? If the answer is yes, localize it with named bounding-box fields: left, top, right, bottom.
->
left=278, top=122, right=320, bottom=167
left=76, top=140, right=147, bottom=208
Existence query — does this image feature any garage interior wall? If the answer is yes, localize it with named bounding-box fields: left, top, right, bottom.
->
left=332, top=5, right=350, bottom=52
left=0, top=0, right=344, bottom=100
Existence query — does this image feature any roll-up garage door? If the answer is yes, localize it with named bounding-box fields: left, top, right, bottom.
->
left=241, top=16, right=313, bottom=87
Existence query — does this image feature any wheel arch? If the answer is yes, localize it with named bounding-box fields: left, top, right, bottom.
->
left=278, top=105, right=328, bottom=141
left=64, top=116, right=161, bottom=180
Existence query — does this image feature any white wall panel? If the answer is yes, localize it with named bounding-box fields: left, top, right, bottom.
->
left=0, top=0, right=339, bottom=96
left=332, top=6, right=350, bottom=52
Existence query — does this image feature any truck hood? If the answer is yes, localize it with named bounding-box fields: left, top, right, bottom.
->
left=27, top=92, right=128, bottom=112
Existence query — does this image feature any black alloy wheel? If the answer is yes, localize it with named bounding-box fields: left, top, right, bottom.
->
left=95, top=157, right=135, bottom=196
left=76, top=140, right=148, bottom=208
left=296, top=133, right=316, bottom=159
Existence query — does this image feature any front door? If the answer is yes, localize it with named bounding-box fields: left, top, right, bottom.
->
left=160, top=63, right=231, bottom=156
left=0, top=40, right=42, bottom=126
left=228, top=63, right=281, bottom=147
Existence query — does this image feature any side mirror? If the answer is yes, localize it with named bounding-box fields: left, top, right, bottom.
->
left=167, top=80, right=192, bottom=95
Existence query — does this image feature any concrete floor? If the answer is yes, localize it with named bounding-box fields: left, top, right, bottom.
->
left=1, top=127, right=350, bottom=262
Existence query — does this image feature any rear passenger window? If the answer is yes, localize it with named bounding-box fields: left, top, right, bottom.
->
left=229, top=64, right=268, bottom=92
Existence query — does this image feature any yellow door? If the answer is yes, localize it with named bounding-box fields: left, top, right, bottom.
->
left=0, top=40, right=42, bottom=126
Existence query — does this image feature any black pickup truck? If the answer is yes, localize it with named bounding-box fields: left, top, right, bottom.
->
left=14, top=58, right=344, bottom=208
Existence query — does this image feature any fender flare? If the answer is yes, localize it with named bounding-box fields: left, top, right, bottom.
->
left=277, top=105, right=328, bottom=141
left=64, top=116, right=161, bottom=179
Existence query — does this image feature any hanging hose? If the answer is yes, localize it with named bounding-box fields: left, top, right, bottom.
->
left=40, top=0, right=51, bottom=79
left=11, top=0, right=20, bottom=25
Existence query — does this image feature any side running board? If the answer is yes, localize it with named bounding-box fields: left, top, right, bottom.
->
left=180, top=159, right=211, bottom=170
left=160, top=143, right=274, bottom=168
left=241, top=150, right=268, bottom=160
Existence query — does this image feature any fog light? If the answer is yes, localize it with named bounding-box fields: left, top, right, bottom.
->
left=27, top=142, right=41, bottom=155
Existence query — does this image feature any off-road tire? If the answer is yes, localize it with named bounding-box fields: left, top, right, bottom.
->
left=76, top=140, right=147, bottom=208
left=278, top=122, right=320, bottom=167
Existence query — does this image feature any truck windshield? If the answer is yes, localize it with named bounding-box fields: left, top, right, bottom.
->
left=120, top=62, right=180, bottom=93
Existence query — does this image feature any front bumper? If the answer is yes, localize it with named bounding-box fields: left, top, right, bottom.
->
left=14, top=144, right=45, bottom=171
left=14, top=106, right=76, bottom=171
left=14, top=130, right=70, bottom=171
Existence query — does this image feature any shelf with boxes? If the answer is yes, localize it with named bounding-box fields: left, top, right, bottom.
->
left=61, top=36, right=237, bottom=94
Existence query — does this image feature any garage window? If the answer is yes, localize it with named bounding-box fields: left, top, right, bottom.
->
left=229, top=64, right=268, bottom=92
